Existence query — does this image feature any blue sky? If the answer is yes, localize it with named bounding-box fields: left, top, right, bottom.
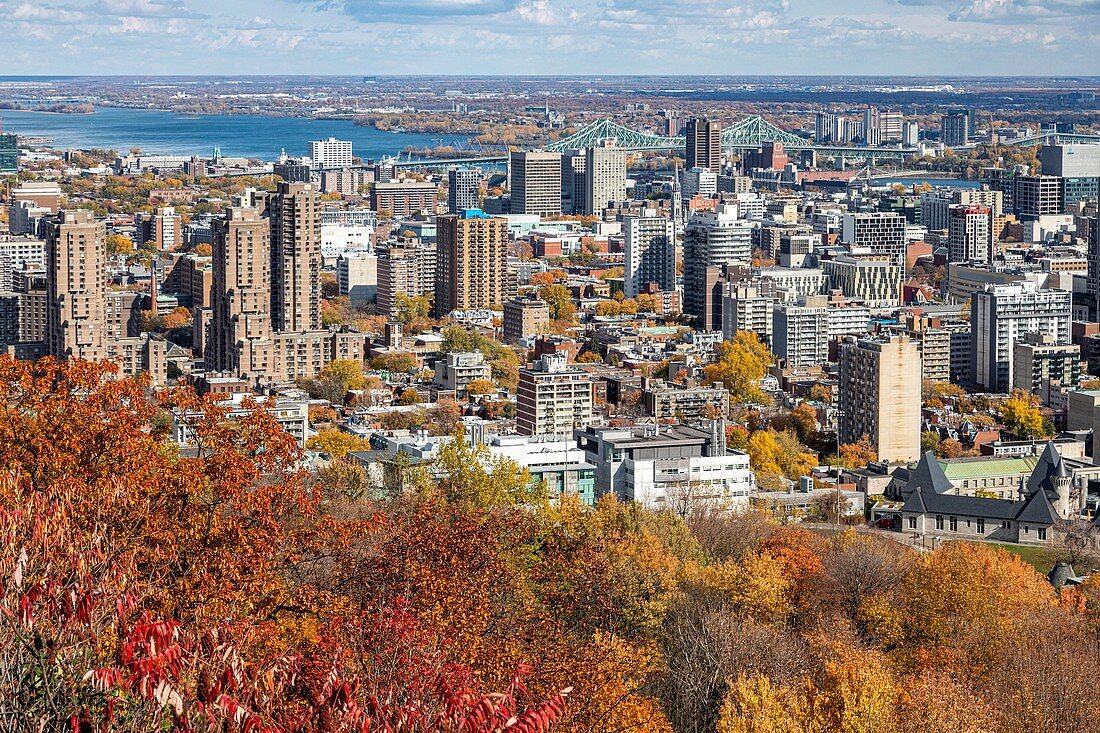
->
left=2, top=0, right=1098, bottom=75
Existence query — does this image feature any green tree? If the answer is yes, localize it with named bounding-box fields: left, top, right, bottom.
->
left=539, top=284, right=576, bottom=321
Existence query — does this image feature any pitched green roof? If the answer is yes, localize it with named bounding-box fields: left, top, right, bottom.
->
left=939, top=456, right=1038, bottom=481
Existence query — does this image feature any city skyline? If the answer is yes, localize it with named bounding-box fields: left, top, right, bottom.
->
left=2, top=0, right=1099, bottom=76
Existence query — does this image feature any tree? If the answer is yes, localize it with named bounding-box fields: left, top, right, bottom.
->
left=703, top=332, right=773, bottom=405
left=161, top=305, right=192, bottom=330
left=306, top=428, right=372, bottom=458
left=398, top=388, right=423, bottom=405
left=530, top=271, right=556, bottom=286
left=999, top=394, right=1047, bottom=439
left=540, top=284, right=576, bottom=322
left=748, top=429, right=816, bottom=483
left=395, top=293, right=432, bottom=324
left=370, top=351, right=417, bottom=373
left=105, top=233, right=134, bottom=256
left=837, top=437, right=877, bottom=469
left=465, top=378, right=495, bottom=395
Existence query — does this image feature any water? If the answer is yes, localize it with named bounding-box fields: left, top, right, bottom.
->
left=0, top=107, right=471, bottom=161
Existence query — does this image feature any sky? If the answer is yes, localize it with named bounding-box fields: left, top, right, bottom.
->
left=1, top=0, right=1098, bottom=76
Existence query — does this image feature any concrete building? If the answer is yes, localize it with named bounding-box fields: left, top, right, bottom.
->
left=447, top=167, right=481, bottom=213
left=136, top=206, right=182, bottom=251
left=1039, top=143, right=1100, bottom=178
left=46, top=210, right=106, bottom=361
left=681, top=167, right=717, bottom=200
left=266, top=182, right=322, bottom=333
left=643, top=381, right=730, bottom=422
left=434, top=209, right=510, bottom=317
left=838, top=334, right=921, bottom=464
left=1014, top=175, right=1063, bottom=221
left=434, top=350, right=492, bottom=392
left=683, top=205, right=752, bottom=329
left=773, top=300, right=828, bottom=368
left=584, top=142, right=627, bottom=216
left=575, top=423, right=752, bottom=510
left=721, top=282, right=776, bottom=345
left=517, top=353, right=593, bottom=438
left=685, top=117, right=722, bottom=171
left=947, top=204, right=993, bottom=263
left=822, top=256, right=902, bottom=308
left=0, top=237, right=46, bottom=291
left=503, top=295, right=550, bottom=344
left=370, top=181, right=437, bottom=218
left=376, top=239, right=437, bottom=318
left=309, top=138, right=353, bottom=169
left=941, top=109, right=970, bottom=148
left=560, top=150, right=587, bottom=215
left=971, top=280, right=1072, bottom=392
left=1012, top=333, right=1081, bottom=406
left=337, top=250, right=378, bottom=304
left=841, top=212, right=907, bottom=269
left=623, top=214, right=675, bottom=297
left=510, top=150, right=562, bottom=216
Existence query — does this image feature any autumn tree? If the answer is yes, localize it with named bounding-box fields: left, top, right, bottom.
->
left=306, top=428, right=372, bottom=458
left=999, top=392, right=1047, bottom=439
left=703, top=331, right=773, bottom=406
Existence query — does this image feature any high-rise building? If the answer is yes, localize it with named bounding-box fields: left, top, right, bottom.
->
left=447, top=167, right=481, bottom=213
left=516, top=353, right=593, bottom=437
left=683, top=205, right=753, bottom=330
left=560, top=151, right=587, bottom=215
left=370, top=181, right=437, bottom=217
left=901, top=121, right=919, bottom=146
left=879, top=111, right=904, bottom=143
left=1014, top=175, right=1064, bottom=220
left=503, top=295, right=550, bottom=344
left=681, top=167, right=717, bottom=200
left=434, top=209, right=510, bottom=317
left=773, top=299, right=828, bottom=368
left=136, top=206, right=182, bottom=251
left=815, top=112, right=838, bottom=144
left=509, top=150, right=562, bottom=216
left=376, top=239, right=437, bottom=318
left=0, top=133, right=17, bottom=173
left=309, top=137, right=353, bottom=169
left=1039, top=143, right=1100, bottom=178
left=838, top=334, right=921, bottom=464
left=336, top=250, right=377, bottom=304
left=1012, top=333, right=1080, bottom=405
left=685, top=117, right=722, bottom=171
left=583, top=142, right=627, bottom=216
left=267, top=182, right=322, bottom=333
left=941, top=109, right=971, bottom=148
left=821, top=256, right=902, bottom=308
left=209, top=206, right=273, bottom=376
left=971, top=280, right=1072, bottom=392
left=46, top=210, right=106, bottom=361
left=947, top=204, right=993, bottom=263
left=1083, top=216, right=1100, bottom=319
left=863, top=107, right=881, bottom=146
left=841, top=212, right=907, bottom=269
left=623, top=214, right=675, bottom=298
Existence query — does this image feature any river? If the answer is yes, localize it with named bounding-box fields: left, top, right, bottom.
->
left=0, top=107, right=470, bottom=161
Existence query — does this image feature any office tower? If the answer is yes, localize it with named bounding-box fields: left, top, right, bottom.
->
left=509, top=150, right=562, bottom=216
left=370, top=181, right=437, bottom=218
left=947, top=205, right=993, bottom=263
left=434, top=209, right=510, bottom=317
left=815, top=112, right=838, bottom=144
left=267, top=182, right=321, bottom=334
left=10, top=182, right=61, bottom=213
left=941, top=109, right=971, bottom=148
left=741, top=142, right=789, bottom=174
left=683, top=206, right=753, bottom=330
left=45, top=210, right=106, bottom=361
left=503, top=295, right=550, bottom=344
left=902, top=121, right=919, bottom=146
left=0, top=133, right=17, bottom=173
left=1013, top=175, right=1064, bottom=220
left=376, top=239, right=437, bottom=318
left=685, top=117, right=722, bottom=171
left=1039, top=143, right=1100, bottom=178
left=838, top=334, right=921, bottom=464
left=681, top=167, right=717, bottom=200
left=863, top=107, right=881, bottom=146
left=516, top=353, right=593, bottom=437
left=956, top=186, right=1004, bottom=216
left=209, top=206, right=273, bottom=375
left=1084, top=216, right=1100, bottom=319
left=560, top=151, right=586, bottom=215
left=879, top=111, right=903, bottom=143
left=841, top=212, right=907, bottom=269
left=447, top=167, right=481, bottom=213
left=309, top=137, right=353, bottom=169
left=971, top=281, right=1071, bottom=392
left=583, top=142, right=627, bottom=216
left=623, top=215, right=675, bottom=297
left=821, top=256, right=902, bottom=308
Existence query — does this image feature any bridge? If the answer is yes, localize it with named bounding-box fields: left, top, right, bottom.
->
left=396, top=114, right=1097, bottom=168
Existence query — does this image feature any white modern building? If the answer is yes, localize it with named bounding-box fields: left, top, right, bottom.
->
left=309, top=138, right=353, bottom=170
left=624, top=214, right=675, bottom=297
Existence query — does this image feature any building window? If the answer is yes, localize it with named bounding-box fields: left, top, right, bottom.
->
left=1038, top=528, right=1047, bottom=541
left=976, top=518, right=985, bottom=533
left=949, top=516, right=958, bottom=532
left=935, top=515, right=944, bottom=530
left=1024, top=525, right=1030, bottom=534
left=1002, top=520, right=1010, bottom=529
left=908, top=516, right=917, bottom=530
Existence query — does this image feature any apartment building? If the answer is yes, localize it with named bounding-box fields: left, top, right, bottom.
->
left=517, top=353, right=593, bottom=438
left=838, top=334, right=921, bottom=463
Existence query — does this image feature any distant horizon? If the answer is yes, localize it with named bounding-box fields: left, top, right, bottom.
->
left=1, top=74, right=1099, bottom=81
left=2, top=0, right=1097, bottom=77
